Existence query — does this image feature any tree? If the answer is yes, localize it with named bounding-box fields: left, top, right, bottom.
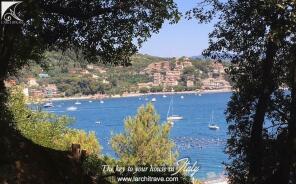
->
left=111, top=103, right=176, bottom=165
left=139, top=87, right=149, bottom=93
left=0, top=0, right=180, bottom=124
left=0, top=2, right=180, bottom=180
left=190, top=0, right=296, bottom=183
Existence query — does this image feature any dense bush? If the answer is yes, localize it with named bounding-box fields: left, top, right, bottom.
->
left=8, top=86, right=101, bottom=155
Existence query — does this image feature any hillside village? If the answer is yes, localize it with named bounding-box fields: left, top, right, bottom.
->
left=4, top=51, right=231, bottom=99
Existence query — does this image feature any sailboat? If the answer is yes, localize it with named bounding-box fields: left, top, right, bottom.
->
left=167, top=95, right=183, bottom=121
left=208, top=111, right=219, bottom=130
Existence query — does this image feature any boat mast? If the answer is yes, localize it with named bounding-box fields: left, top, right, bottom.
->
left=167, top=95, right=173, bottom=118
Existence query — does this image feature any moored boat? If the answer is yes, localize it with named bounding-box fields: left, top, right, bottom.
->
left=43, top=102, right=54, bottom=108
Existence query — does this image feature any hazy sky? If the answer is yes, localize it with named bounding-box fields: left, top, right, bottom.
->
left=139, top=0, right=215, bottom=57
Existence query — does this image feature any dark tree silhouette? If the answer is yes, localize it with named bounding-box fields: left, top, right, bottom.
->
left=189, top=0, right=296, bottom=184
left=0, top=1, right=180, bottom=182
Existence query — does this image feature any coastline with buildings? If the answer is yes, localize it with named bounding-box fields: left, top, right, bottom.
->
left=5, top=53, right=232, bottom=102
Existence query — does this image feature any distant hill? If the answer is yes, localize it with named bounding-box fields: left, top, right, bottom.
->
left=10, top=50, right=231, bottom=98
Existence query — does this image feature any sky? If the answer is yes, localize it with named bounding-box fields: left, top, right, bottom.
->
left=139, top=0, right=215, bottom=58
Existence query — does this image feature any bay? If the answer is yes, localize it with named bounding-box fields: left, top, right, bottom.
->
left=44, top=92, right=231, bottom=179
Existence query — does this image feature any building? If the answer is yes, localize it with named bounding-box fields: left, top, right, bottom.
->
left=164, top=70, right=181, bottom=86
left=4, top=79, right=16, bottom=87
left=201, top=78, right=231, bottom=90
left=182, top=58, right=193, bottom=68
left=153, top=73, right=163, bottom=86
left=161, top=61, right=170, bottom=71
left=186, top=80, right=194, bottom=87
left=27, top=77, right=38, bottom=87
left=29, top=89, right=43, bottom=97
left=44, top=84, right=58, bottom=97
left=144, top=61, right=171, bottom=74
left=211, top=62, right=225, bottom=79
left=38, top=73, right=49, bottom=78
left=174, top=61, right=184, bottom=71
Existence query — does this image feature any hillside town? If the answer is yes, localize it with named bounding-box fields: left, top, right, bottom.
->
left=5, top=55, right=231, bottom=99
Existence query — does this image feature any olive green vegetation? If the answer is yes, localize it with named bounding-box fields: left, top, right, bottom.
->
left=8, top=86, right=101, bottom=155
left=15, top=50, right=217, bottom=97
left=111, top=103, right=177, bottom=166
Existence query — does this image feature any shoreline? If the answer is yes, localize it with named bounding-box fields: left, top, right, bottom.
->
left=49, top=88, right=233, bottom=101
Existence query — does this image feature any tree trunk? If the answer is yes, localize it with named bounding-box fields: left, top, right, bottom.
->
left=247, top=41, right=277, bottom=184
left=287, top=58, right=296, bottom=183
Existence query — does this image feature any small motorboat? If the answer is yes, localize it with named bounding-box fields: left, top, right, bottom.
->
left=181, top=95, right=184, bottom=99
left=163, top=95, right=167, bottom=98
left=167, top=115, right=183, bottom=121
left=43, top=102, right=54, bottom=108
left=67, top=106, right=77, bottom=111
left=75, top=101, right=81, bottom=105
left=89, top=100, right=93, bottom=103
left=100, top=100, right=104, bottom=104
left=151, top=97, right=157, bottom=102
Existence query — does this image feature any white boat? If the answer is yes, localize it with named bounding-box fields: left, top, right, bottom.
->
left=181, top=95, right=184, bottom=99
left=163, top=95, right=167, bottom=98
left=208, top=111, right=219, bottom=130
left=89, top=100, right=93, bottom=103
left=167, top=95, right=183, bottom=121
left=75, top=101, right=81, bottom=105
left=43, top=102, right=54, bottom=108
left=151, top=97, right=157, bottom=102
left=95, top=121, right=101, bottom=124
left=208, top=124, right=219, bottom=130
left=198, top=94, right=202, bottom=96
left=167, top=115, right=183, bottom=120
left=100, top=100, right=104, bottom=104
left=67, top=106, right=77, bottom=111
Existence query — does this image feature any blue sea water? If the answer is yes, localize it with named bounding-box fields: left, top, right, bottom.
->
left=44, top=92, right=231, bottom=179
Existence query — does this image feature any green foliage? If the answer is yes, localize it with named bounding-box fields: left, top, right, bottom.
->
left=56, top=130, right=101, bottom=155
left=111, top=103, right=177, bottom=166
left=8, top=86, right=101, bottom=155
left=139, top=87, right=149, bottom=94
left=191, top=0, right=296, bottom=183
left=150, top=86, right=164, bottom=93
